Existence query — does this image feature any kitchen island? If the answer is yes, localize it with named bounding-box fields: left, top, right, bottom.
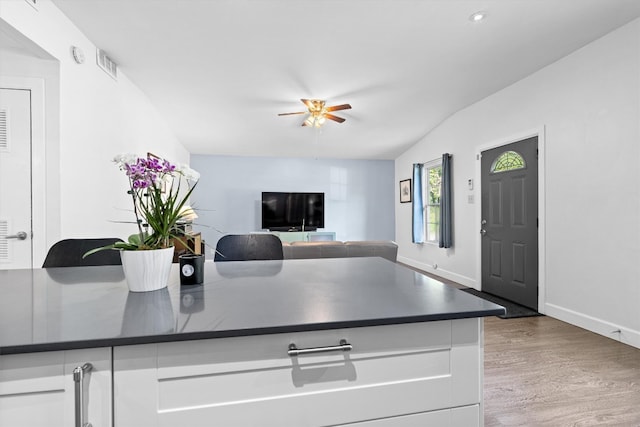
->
left=0, top=257, right=504, bottom=426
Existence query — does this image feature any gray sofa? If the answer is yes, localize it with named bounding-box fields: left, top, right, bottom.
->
left=282, top=241, right=398, bottom=262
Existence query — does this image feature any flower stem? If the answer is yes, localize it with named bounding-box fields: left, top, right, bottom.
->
left=128, top=181, right=145, bottom=246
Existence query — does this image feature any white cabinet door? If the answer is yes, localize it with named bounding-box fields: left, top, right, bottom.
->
left=114, top=319, right=482, bottom=427
left=0, top=347, right=112, bottom=427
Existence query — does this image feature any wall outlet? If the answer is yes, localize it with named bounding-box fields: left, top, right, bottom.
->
left=468, top=195, right=475, bottom=204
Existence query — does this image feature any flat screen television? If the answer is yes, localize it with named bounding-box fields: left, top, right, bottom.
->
left=261, top=192, right=325, bottom=231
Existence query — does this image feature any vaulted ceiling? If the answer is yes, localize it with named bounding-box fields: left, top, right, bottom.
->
left=51, top=0, right=640, bottom=159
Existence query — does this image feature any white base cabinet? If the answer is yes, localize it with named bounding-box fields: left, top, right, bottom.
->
left=0, top=347, right=112, bottom=427
left=114, top=319, right=483, bottom=427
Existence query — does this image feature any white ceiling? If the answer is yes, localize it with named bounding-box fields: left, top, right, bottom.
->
left=51, top=0, right=640, bottom=160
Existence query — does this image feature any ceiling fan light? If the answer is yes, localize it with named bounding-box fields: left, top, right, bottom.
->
left=304, top=116, right=314, bottom=127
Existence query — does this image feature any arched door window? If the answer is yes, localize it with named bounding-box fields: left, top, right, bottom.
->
left=490, top=150, right=526, bottom=173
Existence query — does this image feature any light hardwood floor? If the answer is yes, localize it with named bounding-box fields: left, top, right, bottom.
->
left=397, top=264, right=640, bottom=425
left=484, top=316, right=640, bottom=426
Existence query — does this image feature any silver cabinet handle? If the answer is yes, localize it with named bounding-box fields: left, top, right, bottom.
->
left=5, top=231, right=28, bottom=240
left=73, top=363, right=93, bottom=427
left=288, top=339, right=352, bottom=357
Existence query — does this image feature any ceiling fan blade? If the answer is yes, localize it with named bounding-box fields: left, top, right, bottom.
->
left=278, top=111, right=307, bottom=116
left=301, top=99, right=314, bottom=109
left=324, top=113, right=346, bottom=123
left=325, top=103, right=352, bottom=112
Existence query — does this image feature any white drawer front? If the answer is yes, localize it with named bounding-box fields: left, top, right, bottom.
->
left=114, top=319, right=481, bottom=427
left=338, top=405, right=480, bottom=427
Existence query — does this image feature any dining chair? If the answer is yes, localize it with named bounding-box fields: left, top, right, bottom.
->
left=42, top=238, right=124, bottom=267
left=214, top=234, right=284, bottom=262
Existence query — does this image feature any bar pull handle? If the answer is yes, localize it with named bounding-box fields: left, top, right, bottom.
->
left=73, top=363, right=93, bottom=427
left=288, top=339, right=352, bottom=357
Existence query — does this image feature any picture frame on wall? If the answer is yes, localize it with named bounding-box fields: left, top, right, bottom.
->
left=399, top=179, right=411, bottom=203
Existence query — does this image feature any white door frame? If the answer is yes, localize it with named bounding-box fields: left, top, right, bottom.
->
left=474, top=126, right=546, bottom=314
left=0, top=76, right=47, bottom=268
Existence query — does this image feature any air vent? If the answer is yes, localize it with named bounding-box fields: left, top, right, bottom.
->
left=0, top=109, right=9, bottom=151
left=96, top=49, right=118, bottom=80
left=0, top=220, right=9, bottom=262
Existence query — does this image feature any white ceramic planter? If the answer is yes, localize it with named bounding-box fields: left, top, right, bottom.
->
left=120, top=247, right=175, bottom=292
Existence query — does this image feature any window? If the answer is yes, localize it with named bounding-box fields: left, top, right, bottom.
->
left=424, top=160, right=442, bottom=243
left=491, top=150, right=525, bottom=173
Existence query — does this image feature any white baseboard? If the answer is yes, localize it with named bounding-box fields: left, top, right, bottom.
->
left=545, top=303, right=640, bottom=350
left=397, top=256, right=477, bottom=288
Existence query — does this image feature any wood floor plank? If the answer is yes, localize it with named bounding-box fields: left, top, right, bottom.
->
left=484, top=316, right=640, bottom=426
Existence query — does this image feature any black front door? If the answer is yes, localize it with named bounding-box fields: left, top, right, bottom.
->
left=481, top=137, right=538, bottom=310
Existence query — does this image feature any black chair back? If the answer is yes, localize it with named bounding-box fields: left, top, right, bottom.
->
left=42, top=238, right=124, bottom=268
left=214, top=234, right=283, bottom=262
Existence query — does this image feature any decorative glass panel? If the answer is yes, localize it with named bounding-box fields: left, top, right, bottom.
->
left=491, top=151, right=526, bottom=173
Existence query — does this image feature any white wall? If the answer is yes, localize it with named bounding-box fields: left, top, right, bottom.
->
left=0, top=0, right=189, bottom=265
left=396, top=19, right=640, bottom=348
left=191, top=155, right=395, bottom=253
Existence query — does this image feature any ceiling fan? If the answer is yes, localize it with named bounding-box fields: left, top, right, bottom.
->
left=278, top=99, right=352, bottom=127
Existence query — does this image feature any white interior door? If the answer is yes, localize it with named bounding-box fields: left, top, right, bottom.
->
left=0, top=88, right=32, bottom=269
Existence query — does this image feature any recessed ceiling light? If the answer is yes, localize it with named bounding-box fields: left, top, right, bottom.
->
left=469, top=11, right=487, bottom=22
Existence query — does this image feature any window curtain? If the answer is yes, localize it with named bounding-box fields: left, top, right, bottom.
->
left=412, top=163, right=424, bottom=244
left=439, top=153, right=453, bottom=248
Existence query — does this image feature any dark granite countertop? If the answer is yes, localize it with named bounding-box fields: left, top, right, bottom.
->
left=0, top=257, right=504, bottom=355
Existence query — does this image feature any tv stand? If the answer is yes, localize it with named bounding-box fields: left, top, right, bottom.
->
left=268, top=231, right=335, bottom=243
left=268, top=227, right=318, bottom=232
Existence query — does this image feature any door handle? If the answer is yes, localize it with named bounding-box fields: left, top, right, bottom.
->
left=73, top=363, right=93, bottom=427
left=5, top=231, right=28, bottom=240
left=480, top=229, right=487, bottom=236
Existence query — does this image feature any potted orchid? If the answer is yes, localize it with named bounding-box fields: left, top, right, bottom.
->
left=85, top=153, right=200, bottom=292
